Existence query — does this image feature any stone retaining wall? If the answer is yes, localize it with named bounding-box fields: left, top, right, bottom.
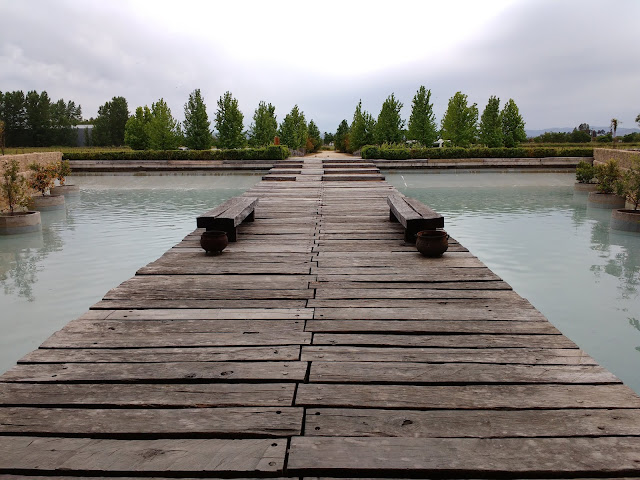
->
left=594, top=148, right=640, bottom=169
left=0, top=152, right=62, bottom=211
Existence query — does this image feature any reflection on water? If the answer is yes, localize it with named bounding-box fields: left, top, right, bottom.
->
left=387, top=171, right=640, bottom=393
left=0, top=173, right=261, bottom=371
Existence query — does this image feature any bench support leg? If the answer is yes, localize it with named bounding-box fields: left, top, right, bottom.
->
left=389, top=211, right=398, bottom=222
left=246, top=210, right=255, bottom=222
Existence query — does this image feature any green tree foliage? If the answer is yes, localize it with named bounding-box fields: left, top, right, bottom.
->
left=0, top=120, right=5, bottom=155
left=375, top=93, right=405, bottom=144
left=307, top=120, right=322, bottom=152
left=49, top=99, right=82, bottom=146
left=248, top=101, right=277, bottom=147
left=0, top=90, right=81, bottom=147
left=278, top=105, right=307, bottom=150
left=478, top=96, right=502, bottom=147
left=1, top=158, right=29, bottom=213
left=124, top=106, right=152, bottom=150
left=323, top=132, right=334, bottom=145
left=92, top=96, right=129, bottom=146
left=500, top=99, right=526, bottom=147
left=147, top=99, right=182, bottom=150
left=349, top=100, right=377, bottom=152
left=334, top=119, right=350, bottom=152
left=407, top=86, right=438, bottom=147
left=25, top=90, right=51, bottom=147
left=440, top=92, right=478, bottom=147
left=215, top=91, right=245, bottom=149
left=183, top=89, right=212, bottom=150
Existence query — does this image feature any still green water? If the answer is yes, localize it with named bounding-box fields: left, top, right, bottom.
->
left=386, top=171, right=640, bottom=392
left=1, top=171, right=639, bottom=393
left=0, top=173, right=261, bottom=371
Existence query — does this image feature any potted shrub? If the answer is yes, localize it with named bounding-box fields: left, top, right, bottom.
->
left=0, top=158, right=41, bottom=235
left=50, top=160, right=80, bottom=196
left=587, top=159, right=626, bottom=209
left=611, top=159, right=640, bottom=232
left=27, top=162, right=65, bottom=211
left=574, top=160, right=598, bottom=193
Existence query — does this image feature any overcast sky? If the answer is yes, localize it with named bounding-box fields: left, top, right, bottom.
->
left=2, top=0, right=639, bottom=134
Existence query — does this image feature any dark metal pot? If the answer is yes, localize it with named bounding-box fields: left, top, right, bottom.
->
left=416, top=230, right=449, bottom=257
left=200, top=230, right=228, bottom=254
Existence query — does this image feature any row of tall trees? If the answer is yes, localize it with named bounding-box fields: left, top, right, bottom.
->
left=123, top=90, right=322, bottom=151
left=0, top=90, right=82, bottom=147
left=334, top=87, right=527, bottom=152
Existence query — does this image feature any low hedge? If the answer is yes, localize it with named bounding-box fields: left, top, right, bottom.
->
left=63, top=145, right=290, bottom=161
left=360, top=145, right=594, bottom=160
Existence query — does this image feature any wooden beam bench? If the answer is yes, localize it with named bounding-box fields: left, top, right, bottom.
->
left=196, top=196, right=258, bottom=242
left=387, top=193, right=444, bottom=243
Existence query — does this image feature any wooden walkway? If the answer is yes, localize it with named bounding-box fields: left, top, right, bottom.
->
left=2, top=157, right=640, bottom=478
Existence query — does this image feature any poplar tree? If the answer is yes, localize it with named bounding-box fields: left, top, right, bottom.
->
left=183, top=89, right=212, bottom=150
left=307, top=120, right=322, bottom=152
left=147, top=98, right=181, bottom=150
left=479, top=95, right=503, bottom=147
left=375, top=93, right=405, bottom=144
left=440, top=92, right=478, bottom=147
left=278, top=105, right=307, bottom=150
left=215, top=91, right=245, bottom=149
left=334, top=119, right=350, bottom=152
left=124, top=106, right=152, bottom=150
left=92, top=96, right=129, bottom=146
left=349, top=100, right=376, bottom=152
left=248, top=101, right=277, bottom=147
left=407, top=86, right=438, bottom=146
left=500, top=99, right=526, bottom=147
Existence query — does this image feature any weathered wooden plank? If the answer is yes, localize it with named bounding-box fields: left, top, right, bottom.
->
left=137, top=263, right=311, bottom=274
left=107, top=275, right=315, bottom=291
left=1, top=361, right=308, bottom=383
left=104, top=288, right=313, bottom=300
left=0, top=407, right=302, bottom=437
left=308, top=298, right=533, bottom=309
left=0, top=436, right=286, bottom=474
left=287, top=436, right=640, bottom=475
left=313, top=333, right=577, bottom=348
left=20, top=346, right=300, bottom=363
left=316, top=256, right=483, bottom=267
left=305, top=320, right=560, bottom=335
left=62, top=318, right=305, bottom=333
left=94, top=299, right=308, bottom=309
left=301, top=346, right=596, bottom=365
left=314, top=287, right=519, bottom=299
left=103, top=308, right=313, bottom=320
left=296, top=383, right=640, bottom=409
left=308, top=361, right=619, bottom=384
left=313, top=307, right=545, bottom=321
left=305, top=408, right=640, bottom=438
left=310, top=281, right=512, bottom=290
left=0, top=383, right=295, bottom=407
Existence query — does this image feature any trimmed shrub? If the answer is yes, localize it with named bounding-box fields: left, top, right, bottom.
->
left=575, top=161, right=595, bottom=183
left=62, top=145, right=290, bottom=161
left=360, top=145, right=594, bottom=160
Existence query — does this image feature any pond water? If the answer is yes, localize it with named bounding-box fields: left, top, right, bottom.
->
left=1, top=171, right=639, bottom=394
left=0, top=173, right=261, bottom=372
left=386, top=171, right=640, bottom=392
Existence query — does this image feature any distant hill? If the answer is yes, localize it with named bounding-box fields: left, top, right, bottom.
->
left=526, top=126, right=640, bottom=138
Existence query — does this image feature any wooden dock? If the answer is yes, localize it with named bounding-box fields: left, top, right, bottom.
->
left=2, top=156, right=640, bottom=478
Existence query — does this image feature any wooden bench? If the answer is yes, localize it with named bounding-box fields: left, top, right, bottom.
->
left=387, top=193, right=444, bottom=243
left=196, top=196, right=258, bottom=242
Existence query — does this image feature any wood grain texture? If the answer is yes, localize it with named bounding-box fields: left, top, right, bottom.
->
left=287, top=436, right=640, bottom=475
left=0, top=436, right=286, bottom=473
left=0, top=407, right=302, bottom=437
left=0, top=383, right=295, bottom=407
left=296, top=383, right=640, bottom=409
